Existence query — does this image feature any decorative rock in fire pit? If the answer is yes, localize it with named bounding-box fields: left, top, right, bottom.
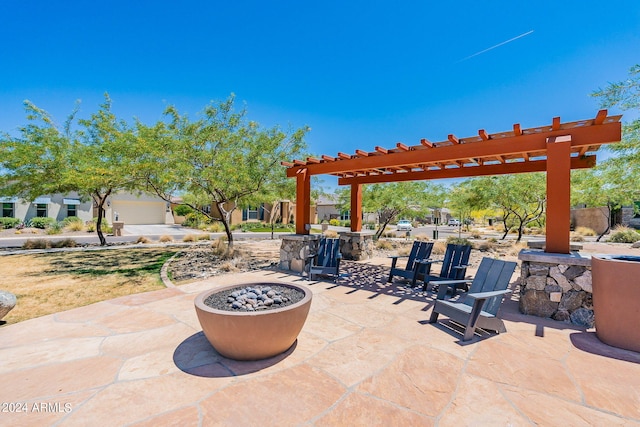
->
left=194, top=282, right=312, bottom=361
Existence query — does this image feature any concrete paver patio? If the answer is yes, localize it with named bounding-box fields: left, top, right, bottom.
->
left=1, top=259, right=639, bottom=426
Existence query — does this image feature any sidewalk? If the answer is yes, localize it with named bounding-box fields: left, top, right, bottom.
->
left=1, top=261, right=638, bottom=426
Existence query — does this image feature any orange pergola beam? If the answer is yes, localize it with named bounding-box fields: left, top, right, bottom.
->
left=285, top=121, right=620, bottom=178
left=338, top=156, right=595, bottom=185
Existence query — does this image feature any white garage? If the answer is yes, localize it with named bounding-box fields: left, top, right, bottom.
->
left=106, top=193, right=171, bottom=225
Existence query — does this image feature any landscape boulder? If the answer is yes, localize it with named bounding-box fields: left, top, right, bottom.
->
left=0, top=290, right=17, bottom=321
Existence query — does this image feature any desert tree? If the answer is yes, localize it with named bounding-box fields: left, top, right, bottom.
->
left=0, top=95, right=140, bottom=245
left=137, top=95, right=308, bottom=247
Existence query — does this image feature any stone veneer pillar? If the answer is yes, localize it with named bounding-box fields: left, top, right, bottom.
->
left=518, top=250, right=594, bottom=327
left=279, top=234, right=321, bottom=273
left=338, top=231, right=374, bottom=261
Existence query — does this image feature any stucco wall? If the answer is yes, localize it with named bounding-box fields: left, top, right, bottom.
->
left=571, top=207, right=609, bottom=234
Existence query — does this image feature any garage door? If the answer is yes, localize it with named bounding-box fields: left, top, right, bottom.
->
left=111, top=201, right=166, bottom=225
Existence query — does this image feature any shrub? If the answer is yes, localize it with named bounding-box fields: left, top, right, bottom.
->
left=62, top=216, right=82, bottom=225
left=22, top=239, right=51, bottom=249
left=63, top=217, right=85, bottom=232
left=51, top=238, right=77, bottom=248
left=432, top=241, right=447, bottom=255
left=323, top=230, right=338, bottom=238
left=574, top=226, right=596, bottom=236
left=477, top=240, right=495, bottom=252
left=608, top=226, right=640, bottom=243
left=182, top=212, right=210, bottom=228
left=28, top=217, right=57, bottom=229
left=207, top=223, right=224, bottom=232
left=183, top=234, right=197, bottom=242
left=470, top=229, right=482, bottom=239
left=173, top=204, right=193, bottom=217
left=0, top=217, right=21, bottom=229
left=507, top=241, right=528, bottom=256
left=375, top=239, right=393, bottom=250
left=86, top=221, right=96, bottom=232
left=197, top=233, right=210, bottom=241
left=570, top=233, right=585, bottom=242
left=136, top=236, right=152, bottom=244
left=159, top=235, right=174, bottom=243
left=329, top=219, right=341, bottom=227
left=415, top=233, right=429, bottom=242
left=211, top=236, right=235, bottom=259
left=46, top=223, right=63, bottom=235
left=446, top=236, right=472, bottom=246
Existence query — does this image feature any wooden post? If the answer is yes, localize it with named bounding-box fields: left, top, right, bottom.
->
left=350, top=183, right=362, bottom=232
left=545, top=135, right=572, bottom=254
left=295, top=169, right=311, bottom=235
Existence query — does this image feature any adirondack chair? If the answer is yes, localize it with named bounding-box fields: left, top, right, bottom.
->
left=428, top=257, right=517, bottom=341
left=387, top=241, right=434, bottom=286
left=418, top=244, right=472, bottom=293
left=307, top=238, right=342, bottom=281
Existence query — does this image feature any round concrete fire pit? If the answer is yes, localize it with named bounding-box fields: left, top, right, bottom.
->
left=194, top=282, right=312, bottom=361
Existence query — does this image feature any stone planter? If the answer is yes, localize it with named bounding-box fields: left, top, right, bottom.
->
left=194, top=282, right=312, bottom=361
left=591, top=255, right=640, bottom=353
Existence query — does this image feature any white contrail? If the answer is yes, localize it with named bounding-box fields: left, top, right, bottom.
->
left=456, top=30, right=534, bottom=63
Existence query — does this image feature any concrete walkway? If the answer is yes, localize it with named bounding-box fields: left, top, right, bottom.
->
left=1, top=260, right=639, bottom=426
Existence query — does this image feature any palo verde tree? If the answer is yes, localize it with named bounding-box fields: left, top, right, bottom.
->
left=137, top=95, right=308, bottom=247
left=462, top=173, right=546, bottom=241
left=338, top=181, right=443, bottom=240
left=0, top=95, right=140, bottom=245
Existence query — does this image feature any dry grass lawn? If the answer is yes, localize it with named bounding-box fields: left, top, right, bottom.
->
left=1, top=248, right=176, bottom=325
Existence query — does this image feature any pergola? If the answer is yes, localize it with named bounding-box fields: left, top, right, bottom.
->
left=282, top=110, right=622, bottom=254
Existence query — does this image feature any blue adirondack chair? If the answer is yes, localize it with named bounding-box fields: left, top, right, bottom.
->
left=428, top=257, right=517, bottom=341
left=308, top=238, right=342, bottom=281
left=418, top=244, right=472, bottom=293
left=387, top=241, right=434, bottom=286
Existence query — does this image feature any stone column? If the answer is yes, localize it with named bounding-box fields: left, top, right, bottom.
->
left=338, top=231, right=374, bottom=261
left=279, top=234, right=321, bottom=273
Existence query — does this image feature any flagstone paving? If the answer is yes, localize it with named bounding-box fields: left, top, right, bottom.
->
left=1, top=260, right=639, bottom=426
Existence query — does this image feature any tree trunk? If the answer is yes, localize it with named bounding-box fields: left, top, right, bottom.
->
left=596, top=203, right=612, bottom=242
left=217, top=202, right=234, bottom=248
left=94, top=195, right=108, bottom=246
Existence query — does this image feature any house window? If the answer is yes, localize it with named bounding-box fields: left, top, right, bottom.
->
left=340, top=210, right=351, bottom=221
left=67, top=205, right=77, bottom=217
left=2, top=203, right=13, bottom=218
left=242, top=204, right=265, bottom=221
left=36, top=204, right=47, bottom=217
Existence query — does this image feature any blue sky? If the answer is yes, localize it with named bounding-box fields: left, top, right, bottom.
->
left=1, top=1, right=639, bottom=188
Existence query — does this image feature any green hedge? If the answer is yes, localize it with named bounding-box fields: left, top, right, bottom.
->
left=28, top=217, right=57, bottom=229
left=0, top=217, right=21, bottom=229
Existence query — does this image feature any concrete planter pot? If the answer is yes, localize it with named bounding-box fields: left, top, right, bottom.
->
left=194, top=282, right=312, bottom=361
left=592, top=255, right=640, bottom=353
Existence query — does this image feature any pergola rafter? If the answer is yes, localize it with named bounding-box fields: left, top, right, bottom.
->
left=282, top=111, right=622, bottom=253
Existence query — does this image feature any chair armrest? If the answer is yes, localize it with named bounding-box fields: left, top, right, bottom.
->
left=388, top=255, right=408, bottom=259
left=416, top=259, right=434, bottom=265
left=427, top=279, right=471, bottom=287
left=466, top=289, right=511, bottom=301
left=452, top=265, right=468, bottom=271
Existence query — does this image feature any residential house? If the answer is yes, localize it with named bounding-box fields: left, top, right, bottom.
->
left=1, top=191, right=173, bottom=226
left=1, top=193, right=92, bottom=224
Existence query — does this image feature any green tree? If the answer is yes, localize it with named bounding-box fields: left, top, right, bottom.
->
left=585, top=64, right=640, bottom=234
left=337, top=181, right=443, bottom=240
left=0, top=96, right=139, bottom=245
left=137, top=95, right=308, bottom=247
left=461, top=174, right=546, bottom=241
